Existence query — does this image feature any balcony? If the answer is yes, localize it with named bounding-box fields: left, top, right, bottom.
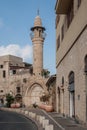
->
left=55, top=0, right=72, bottom=14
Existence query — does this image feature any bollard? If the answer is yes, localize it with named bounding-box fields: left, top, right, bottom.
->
left=45, top=125, right=50, bottom=130
left=38, top=116, right=42, bottom=124
left=49, top=124, right=54, bottom=130
left=31, top=112, right=34, bottom=118
left=29, top=112, right=32, bottom=117
left=16, top=109, right=20, bottom=113
left=29, top=112, right=34, bottom=118
left=37, top=115, right=41, bottom=122
left=25, top=110, right=28, bottom=115
left=42, top=119, right=49, bottom=128
left=36, top=115, right=40, bottom=121
left=32, top=113, right=36, bottom=119
left=39, top=116, right=45, bottom=125
left=45, top=124, right=54, bottom=130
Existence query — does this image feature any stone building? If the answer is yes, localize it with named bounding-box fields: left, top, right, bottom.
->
left=55, top=0, right=87, bottom=124
left=0, top=14, right=49, bottom=107
left=46, top=74, right=56, bottom=111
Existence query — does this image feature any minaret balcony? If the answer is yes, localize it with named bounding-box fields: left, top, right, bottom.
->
left=30, top=32, right=46, bottom=40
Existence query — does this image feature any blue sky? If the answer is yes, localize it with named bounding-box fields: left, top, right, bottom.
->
left=0, top=0, right=56, bottom=74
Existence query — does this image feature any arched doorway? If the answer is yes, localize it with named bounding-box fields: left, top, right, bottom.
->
left=30, top=83, right=44, bottom=105
left=68, top=71, right=75, bottom=117
left=84, top=55, right=87, bottom=120
left=58, top=87, right=61, bottom=113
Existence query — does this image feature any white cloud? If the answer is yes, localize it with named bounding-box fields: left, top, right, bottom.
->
left=0, top=44, right=32, bottom=62
left=0, top=18, right=4, bottom=29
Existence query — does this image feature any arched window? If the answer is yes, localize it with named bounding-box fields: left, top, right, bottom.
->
left=68, top=71, right=74, bottom=92
left=84, top=55, right=87, bottom=74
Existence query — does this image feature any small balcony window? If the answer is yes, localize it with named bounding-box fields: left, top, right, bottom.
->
left=78, top=0, right=81, bottom=8
left=61, top=25, right=64, bottom=41
left=62, top=76, right=64, bottom=86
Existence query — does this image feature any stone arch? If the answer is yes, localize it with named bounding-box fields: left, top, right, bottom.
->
left=25, top=82, right=45, bottom=106
left=68, top=71, right=75, bottom=117
left=25, top=82, right=45, bottom=96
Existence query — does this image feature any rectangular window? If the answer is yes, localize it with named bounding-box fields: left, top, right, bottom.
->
left=0, top=65, right=3, bottom=68
left=3, top=70, right=6, bottom=78
left=61, top=25, right=64, bottom=41
left=0, top=90, right=3, bottom=93
left=57, top=35, right=60, bottom=50
left=13, top=70, right=16, bottom=74
left=16, top=87, right=20, bottom=93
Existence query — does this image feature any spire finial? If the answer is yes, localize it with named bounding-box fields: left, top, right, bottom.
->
left=37, top=9, right=39, bottom=16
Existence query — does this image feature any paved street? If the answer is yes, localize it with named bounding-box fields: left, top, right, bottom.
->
left=0, top=110, right=38, bottom=130
left=1, top=108, right=87, bottom=130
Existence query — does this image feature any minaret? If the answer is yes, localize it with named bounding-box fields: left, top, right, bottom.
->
left=30, top=12, right=46, bottom=76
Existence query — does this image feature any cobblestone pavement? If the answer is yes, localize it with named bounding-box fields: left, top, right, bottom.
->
left=25, top=107, right=87, bottom=130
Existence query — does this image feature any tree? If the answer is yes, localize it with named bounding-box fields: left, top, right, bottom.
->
left=41, top=69, right=50, bottom=78
left=6, top=93, right=14, bottom=107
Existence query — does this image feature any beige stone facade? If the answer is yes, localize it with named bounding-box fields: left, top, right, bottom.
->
left=0, top=15, right=48, bottom=107
left=55, top=0, right=87, bottom=124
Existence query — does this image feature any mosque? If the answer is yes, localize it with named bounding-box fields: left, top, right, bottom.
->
left=0, top=13, right=49, bottom=107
